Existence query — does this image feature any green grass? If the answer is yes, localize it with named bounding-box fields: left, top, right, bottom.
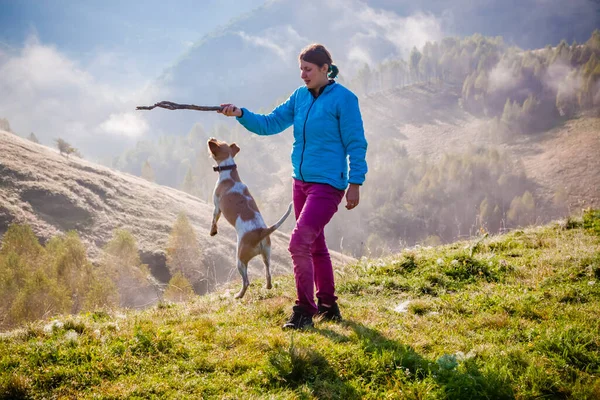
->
left=1, top=211, right=600, bottom=399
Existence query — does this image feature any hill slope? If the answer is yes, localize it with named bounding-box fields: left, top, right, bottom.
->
left=360, top=83, right=600, bottom=212
left=1, top=211, right=599, bottom=398
left=0, top=130, right=351, bottom=288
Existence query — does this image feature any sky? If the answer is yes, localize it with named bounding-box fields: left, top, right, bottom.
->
left=0, top=0, right=264, bottom=86
left=0, top=0, right=598, bottom=161
left=0, top=0, right=265, bottom=159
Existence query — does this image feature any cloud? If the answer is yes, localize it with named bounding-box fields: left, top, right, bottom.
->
left=357, top=9, right=444, bottom=56
left=348, top=46, right=375, bottom=66
left=237, top=25, right=307, bottom=62
left=100, top=112, right=149, bottom=137
left=321, top=2, right=445, bottom=74
left=488, top=58, right=521, bottom=92
left=0, top=35, right=151, bottom=156
left=544, top=62, right=577, bottom=93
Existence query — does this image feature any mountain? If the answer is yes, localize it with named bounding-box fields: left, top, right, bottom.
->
left=359, top=83, right=600, bottom=211
left=141, top=0, right=600, bottom=137
left=0, top=129, right=352, bottom=289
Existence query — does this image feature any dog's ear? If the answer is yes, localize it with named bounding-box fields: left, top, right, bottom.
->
left=208, top=140, right=219, bottom=154
left=230, top=143, right=240, bottom=157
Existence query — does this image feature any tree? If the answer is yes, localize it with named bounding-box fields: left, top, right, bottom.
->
left=163, top=271, right=195, bottom=303
left=55, top=138, right=79, bottom=158
left=0, top=118, right=12, bottom=133
left=102, top=229, right=155, bottom=308
left=27, top=132, right=40, bottom=143
left=182, top=167, right=196, bottom=195
left=45, top=231, right=117, bottom=313
left=507, top=191, right=536, bottom=226
left=556, top=70, right=580, bottom=117
left=0, top=224, right=117, bottom=329
left=354, top=63, right=372, bottom=95
left=0, top=224, right=45, bottom=328
left=409, top=46, right=422, bottom=81
left=166, top=213, right=204, bottom=293
left=141, top=160, right=156, bottom=182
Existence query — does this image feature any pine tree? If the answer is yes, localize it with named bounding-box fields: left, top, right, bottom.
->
left=141, top=160, right=155, bottom=182
left=0, top=118, right=12, bottom=133
left=27, top=132, right=40, bottom=143
left=163, top=271, right=195, bottom=303
left=102, top=229, right=153, bottom=308
left=409, top=47, right=422, bottom=81
left=166, top=213, right=203, bottom=291
left=182, top=167, right=196, bottom=195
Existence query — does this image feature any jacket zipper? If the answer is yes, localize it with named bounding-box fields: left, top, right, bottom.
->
left=299, top=97, right=317, bottom=181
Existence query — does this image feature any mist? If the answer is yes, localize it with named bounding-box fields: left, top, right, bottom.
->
left=1, top=0, right=599, bottom=258
left=3, top=0, right=597, bottom=160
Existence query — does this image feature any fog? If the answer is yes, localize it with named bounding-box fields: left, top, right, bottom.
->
left=2, top=0, right=597, bottom=159
left=1, top=0, right=599, bottom=257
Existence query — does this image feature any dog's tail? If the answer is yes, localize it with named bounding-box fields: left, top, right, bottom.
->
left=259, top=202, right=293, bottom=241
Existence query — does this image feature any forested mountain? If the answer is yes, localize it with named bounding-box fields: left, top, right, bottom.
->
left=138, top=0, right=600, bottom=138
left=112, top=31, right=600, bottom=256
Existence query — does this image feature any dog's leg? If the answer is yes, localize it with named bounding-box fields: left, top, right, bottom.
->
left=234, top=257, right=250, bottom=299
left=210, top=195, right=221, bottom=236
left=261, top=241, right=272, bottom=290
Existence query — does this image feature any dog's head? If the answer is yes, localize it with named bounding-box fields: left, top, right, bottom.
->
left=208, top=137, right=240, bottom=162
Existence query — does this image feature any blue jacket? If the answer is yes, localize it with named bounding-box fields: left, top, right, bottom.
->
left=236, top=81, right=368, bottom=190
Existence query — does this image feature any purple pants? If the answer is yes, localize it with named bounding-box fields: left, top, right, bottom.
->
left=289, top=179, right=345, bottom=315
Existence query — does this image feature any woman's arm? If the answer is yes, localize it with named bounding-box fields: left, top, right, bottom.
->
left=339, top=94, right=368, bottom=187
left=219, top=92, right=296, bottom=136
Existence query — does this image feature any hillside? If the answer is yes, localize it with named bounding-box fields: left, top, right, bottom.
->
left=1, top=211, right=598, bottom=398
left=137, top=0, right=599, bottom=140
left=360, top=83, right=600, bottom=212
left=0, top=130, right=351, bottom=288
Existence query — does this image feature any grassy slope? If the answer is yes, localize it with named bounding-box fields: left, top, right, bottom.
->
left=1, top=212, right=599, bottom=399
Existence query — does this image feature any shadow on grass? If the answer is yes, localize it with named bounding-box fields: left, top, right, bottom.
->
left=266, top=332, right=360, bottom=398
left=315, top=320, right=515, bottom=399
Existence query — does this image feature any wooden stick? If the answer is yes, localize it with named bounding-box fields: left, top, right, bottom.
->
left=136, top=101, right=223, bottom=112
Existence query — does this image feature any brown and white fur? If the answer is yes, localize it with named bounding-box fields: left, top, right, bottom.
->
left=208, top=138, right=292, bottom=299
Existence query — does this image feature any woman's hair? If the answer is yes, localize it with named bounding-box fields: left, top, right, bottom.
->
left=299, top=43, right=339, bottom=79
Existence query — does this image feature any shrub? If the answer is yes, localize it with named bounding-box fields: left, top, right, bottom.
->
left=102, top=229, right=154, bottom=308
left=582, top=209, right=600, bottom=236
left=166, top=213, right=205, bottom=293
left=163, top=271, right=195, bottom=303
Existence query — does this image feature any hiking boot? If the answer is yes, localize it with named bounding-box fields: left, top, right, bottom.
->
left=282, top=306, right=314, bottom=330
left=317, top=301, right=342, bottom=321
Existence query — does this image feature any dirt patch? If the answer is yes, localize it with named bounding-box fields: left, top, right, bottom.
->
left=512, top=117, right=600, bottom=211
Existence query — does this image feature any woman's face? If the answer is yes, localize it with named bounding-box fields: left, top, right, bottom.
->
left=300, top=59, right=328, bottom=90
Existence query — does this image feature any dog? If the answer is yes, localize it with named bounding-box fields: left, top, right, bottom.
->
left=208, top=138, right=292, bottom=299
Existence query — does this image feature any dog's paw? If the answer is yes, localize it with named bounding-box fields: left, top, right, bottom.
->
left=210, top=229, right=218, bottom=236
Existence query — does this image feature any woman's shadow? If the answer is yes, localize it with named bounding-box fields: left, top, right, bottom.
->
left=312, top=319, right=514, bottom=399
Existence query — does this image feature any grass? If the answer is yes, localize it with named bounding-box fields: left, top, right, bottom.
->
left=1, top=211, right=599, bottom=399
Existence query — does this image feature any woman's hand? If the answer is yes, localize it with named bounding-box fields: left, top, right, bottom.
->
left=345, top=184, right=360, bottom=210
left=218, top=103, right=242, bottom=117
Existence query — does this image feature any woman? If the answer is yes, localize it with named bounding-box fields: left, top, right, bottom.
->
left=218, top=43, right=368, bottom=330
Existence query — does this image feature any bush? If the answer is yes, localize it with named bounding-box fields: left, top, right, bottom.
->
left=102, top=229, right=155, bottom=308
left=163, top=272, right=195, bottom=303
left=582, top=209, right=600, bottom=236
left=0, top=225, right=120, bottom=330
left=166, top=213, right=206, bottom=293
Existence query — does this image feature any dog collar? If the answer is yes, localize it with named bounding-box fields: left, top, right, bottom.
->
left=213, top=164, right=237, bottom=172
